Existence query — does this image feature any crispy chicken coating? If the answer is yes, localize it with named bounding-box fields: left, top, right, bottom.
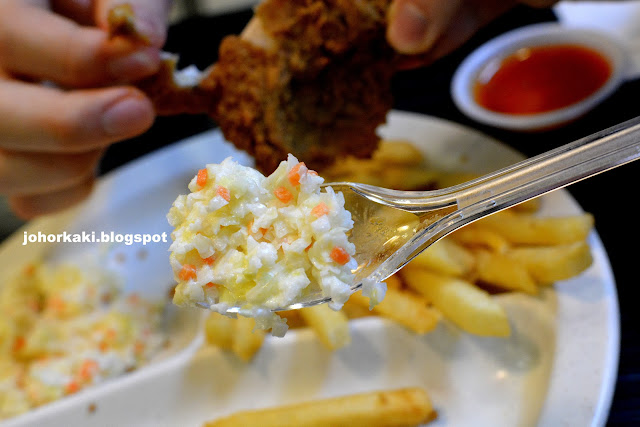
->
left=111, top=0, right=404, bottom=173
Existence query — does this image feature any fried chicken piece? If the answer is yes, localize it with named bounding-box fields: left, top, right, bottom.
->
left=110, top=0, right=404, bottom=173
left=108, top=3, right=150, bottom=44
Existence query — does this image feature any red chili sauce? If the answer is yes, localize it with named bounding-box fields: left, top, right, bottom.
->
left=474, top=44, right=612, bottom=115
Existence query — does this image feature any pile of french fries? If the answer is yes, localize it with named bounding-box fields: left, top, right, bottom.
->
left=204, top=141, right=595, bottom=358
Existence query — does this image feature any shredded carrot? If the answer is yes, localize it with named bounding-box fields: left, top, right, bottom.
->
left=27, top=388, right=40, bottom=401
left=259, top=227, right=268, bottom=235
left=197, top=168, right=208, bottom=188
left=305, top=243, right=314, bottom=252
left=134, top=340, right=145, bottom=355
left=203, top=256, right=216, bottom=265
left=99, top=341, right=109, bottom=352
left=15, top=371, right=26, bottom=388
left=65, top=381, right=80, bottom=394
left=217, top=186, right=231, bottom=202
left=179, top=264, right=197, bottom=281
left=204, top=282, right=219, bottom=289
left=274, top=187, right=293, bottom=203
left=27, top=300, right=39, bottom=311
left=330, top=246, right=351, bottom=265
left=13, top=336, right=25, bottom=353
left=308, top=170, right=318, bottom=176
left=288, top=162, right=306, bottom=186
left=105, top=328, right=117, bottom=340
left=79, top=360, right=99, bottom=381
left=311, top=202, right=330, bottom=217
left=47, top=296, right=66, bottom=313
left=23, top=264, right=36, bottom=276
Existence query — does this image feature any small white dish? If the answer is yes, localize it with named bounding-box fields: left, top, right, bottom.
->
left=451, top=23, right=631, bottom=131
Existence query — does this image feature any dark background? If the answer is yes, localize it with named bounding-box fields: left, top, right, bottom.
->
left=6, top=4, right=639, bottom=425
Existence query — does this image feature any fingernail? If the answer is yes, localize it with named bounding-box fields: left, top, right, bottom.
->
left=108, top=48, right=160, bottom=80
left=388, top=3, right=431, bottom=54
left=102, top=95, right=154, bottom=137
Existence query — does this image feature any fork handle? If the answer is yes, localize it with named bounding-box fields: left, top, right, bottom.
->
left=361, top=116, right=640, bottom=282
left=452, top=115, right=640, bottom=213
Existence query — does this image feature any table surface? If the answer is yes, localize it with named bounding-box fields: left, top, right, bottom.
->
left=2, top=4, right=638, bottom=426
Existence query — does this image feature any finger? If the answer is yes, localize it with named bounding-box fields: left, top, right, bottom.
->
left=0, top=149, right=101, bottom=196
left=422, top=0, right=516, bottom=60
left=95, top=0, right=172, bottom=48
left=51, top=0, right=94, bottom=25
left=8, top=177, right=95, bottom=219
left=0, top=3, right=160, bottom=86
left=0, top=80, right=155, bottom=153
left=387, top=0, right=462, bottom=55
left=389, top=0, right=516, bottom=64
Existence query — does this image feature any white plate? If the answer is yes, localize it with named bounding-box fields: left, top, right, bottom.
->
left=169, top=0, right=259, bottom=23
left=197, top=0, right=260, bottom=16
left=0, top=111, right=619, bottom=427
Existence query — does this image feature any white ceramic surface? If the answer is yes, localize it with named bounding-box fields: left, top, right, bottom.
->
left=0, top=111, right=619, bottom=427
left=554, top=0, right=640, bottom=79
left=451, top=23, right=630, bottom=131
left=197, top=0, right=260, bottom=15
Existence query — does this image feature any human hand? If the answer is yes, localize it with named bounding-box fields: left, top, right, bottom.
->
left=0, top=0, right=171, bottom=219
left=387, top=0, right=558, bottom=65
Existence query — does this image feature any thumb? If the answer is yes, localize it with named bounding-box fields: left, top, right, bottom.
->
left=387, top=0, right=462, bottom=55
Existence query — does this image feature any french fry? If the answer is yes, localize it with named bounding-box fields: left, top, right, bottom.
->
left=278, top=310, right=307, bottom=329
left=372, top=140, right=426, bottom=166
left=385, top=274, right=403, bottom=290
left=332, top=172, right=387, bottom=187
left=321, top=157, right=379, bottom=181
left=299, top=305, right=351, bottom=351
left=341, top=297, right=374, bottom=320
left=450, top=227, right=510, bottom=253
left=348, top=288, right=440, bottom=334
left=322, top=141, right=436, bottom=190
left=204, top=387, right=437, bottom=427
left=505, top=241, right=593, bottom=285
left=408, top=238, right=475, bottom=277
left=475, top=211, right=594, bottom=245
left=433, top=172, right=480, bottom=189
left=232, top=317, right=265, bottom=362
left=204, top=312, right=235, bottom=350
left=474, top=250, right=538, bottom=294
left=510, top=198, right=541, bottom=213
left=402, top=269, right=510, bottom=337
left=381, top=167, right=438, bottom=190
